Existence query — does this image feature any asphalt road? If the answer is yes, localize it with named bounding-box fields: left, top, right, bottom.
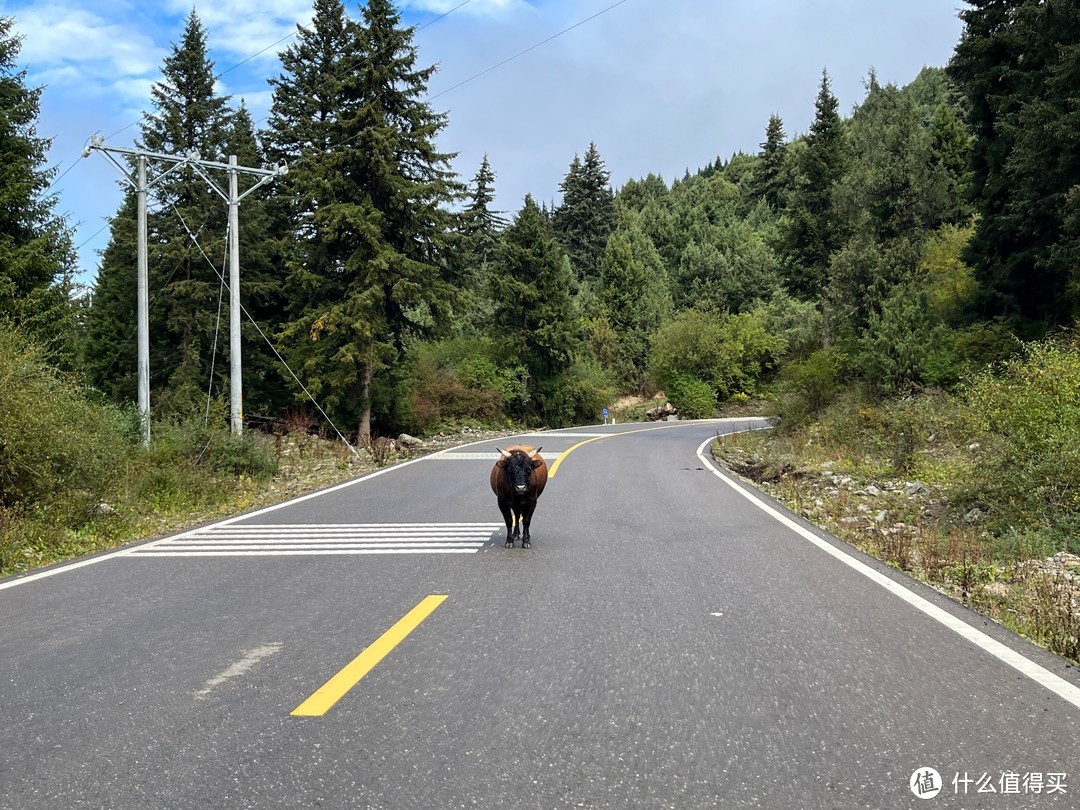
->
left=2, top=418, right=1079, bottom=809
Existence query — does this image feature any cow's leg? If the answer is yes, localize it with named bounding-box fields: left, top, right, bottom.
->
left=498, top=499, right=514, bottom=548
left=511, top=506, right=521, bottom=542
left=520, top=500, right=537, bottom=549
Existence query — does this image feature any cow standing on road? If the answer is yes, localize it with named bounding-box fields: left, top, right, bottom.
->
left=490, top=445, right=547, bottom=549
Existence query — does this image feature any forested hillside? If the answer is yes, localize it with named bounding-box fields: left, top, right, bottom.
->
left=3, top=0, right=1080, bottom=598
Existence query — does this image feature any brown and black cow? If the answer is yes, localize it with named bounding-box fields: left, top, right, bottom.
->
left=489, top=445, right=548, bottom=549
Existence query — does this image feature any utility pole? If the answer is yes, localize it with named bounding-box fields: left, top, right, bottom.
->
left=83, top=136, right=286, bottom=442
left=188, top=154, right=283, bottom=436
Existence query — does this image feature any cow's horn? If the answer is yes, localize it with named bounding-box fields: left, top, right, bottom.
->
left=497, top=447, right=511, bottom=459
left=530, top=447, right=542, bottom=457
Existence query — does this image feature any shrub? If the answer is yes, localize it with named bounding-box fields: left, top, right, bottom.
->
left=537, top=360, right=616, bottom=427
left=963, top=337, right=1080, bottom=551
left=400, top=338, right=524, bottom=432
left=857, top=281, right=942, bottom=395
left=0, top=326, right=130, bottom=509
left=648, top=306, right=784, bottom=400
left=769, top=348, right=843, bottom=428
left=667, top=373, right=716, bottom=419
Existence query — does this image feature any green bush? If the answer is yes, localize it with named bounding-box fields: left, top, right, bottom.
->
left=963, top=337, right=1080, bottom=551
left=0, top=326, right=130, bottom=508
left=648, top=306, right=784, bottom=400
left=769, top=348, right=844, bottom=428
left=667, top=373, right=716, bottom=419
left=400, top=338, right=524, bottom=432
left=857, top=281, right=942, bottom=395
left=537, top=360, right=616, bottom=427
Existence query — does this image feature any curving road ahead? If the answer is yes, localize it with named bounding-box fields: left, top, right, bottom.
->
left=1, top=419, right=1078, bottom=809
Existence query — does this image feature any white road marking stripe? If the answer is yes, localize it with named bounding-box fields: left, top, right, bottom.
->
left=185, top=525, right=500, bottom=533
left=176, top=540, right=490, bottom=546
left=433, top=452, right=565, bottom=461
left=212, top=527, right=503, bottom=533
left=126, top=522, right=501, bottom=557
left=695, top=435, right=1080, bottom=712
left=129, top=548, right=481, bottom=556
left=136, top=544, right=485, bottom=552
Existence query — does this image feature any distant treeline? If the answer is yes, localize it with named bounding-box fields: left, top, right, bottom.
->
left=3, top=0, right=1079, bottom=443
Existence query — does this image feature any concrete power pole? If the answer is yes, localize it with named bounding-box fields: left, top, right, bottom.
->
left=189, top=154, right=283, bottom=436
left=83, top=136, right=286, bottom=442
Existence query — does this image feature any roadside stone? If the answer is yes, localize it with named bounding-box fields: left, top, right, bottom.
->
left=874, top=510, right=888, bottom=524
left=398, top=433, right=423, bottom=448
left=905, top=481, right=928, bottom=496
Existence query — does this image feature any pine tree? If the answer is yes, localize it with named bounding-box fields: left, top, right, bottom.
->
left=492, top=195, right=576, bottom=402
left=462, top=154, right=505, bottom=266
left=595, top=219, right=672, bottom=391
left=270, top=0, right=461, bottom=440
left=0, top=17, right=77, bottom=364
left=754, top=114, right=787, bottom=211
left=456, top=154, right=505, bottom=331
left=949, top=0, right=1080, bottom=330
left=87, top=10, right=236, bottom=414
left=264, top=0, right=354, bottom=309
left=145, top=11, right=234, bottom=415
left=784, top=69, right=848, bottom=302
left=554, top=142, right=617, bottom=282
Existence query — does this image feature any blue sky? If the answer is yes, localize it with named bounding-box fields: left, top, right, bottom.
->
left=1, top=0, right=966, bottom=287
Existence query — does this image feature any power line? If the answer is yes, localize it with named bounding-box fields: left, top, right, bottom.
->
left=43, top=157, right=80, bottom=195
left=282, top=0, right=636, bottom=175
left=429, top=0, right=633, bottom=100
left=68, top=2, right=476, bottom=263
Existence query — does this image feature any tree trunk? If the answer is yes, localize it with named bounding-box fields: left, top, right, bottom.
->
left=358, top=360, right=373, bottom=445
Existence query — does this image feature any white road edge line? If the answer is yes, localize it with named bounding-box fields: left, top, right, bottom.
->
left=0, top=418, right=753, bottom=592
left=695, top=434, right=1080, bottom=712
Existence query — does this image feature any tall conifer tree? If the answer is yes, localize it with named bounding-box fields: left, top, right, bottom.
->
left=456, top=154, right=505, bottom=331
left=554, top=142, right=617, bottom=282
left=0, top=17, right=77, bottom=363
left=784, top=70, right=848, bottom=302
left=88, top=11, right=236, bottom=414
left=950, top=0, right=1080, bottom=329
left=754, top=114, right=787, bottom=212
left=269, top=0, right=460, bottom=440
left=492, top=196, right=576, bottom=402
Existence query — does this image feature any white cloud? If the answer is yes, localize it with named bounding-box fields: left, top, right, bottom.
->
left=14, top=6, right=163, bottom=78
left=160, top=0, right=314, bottom=63
left=403, top=0, right=530, bottom=16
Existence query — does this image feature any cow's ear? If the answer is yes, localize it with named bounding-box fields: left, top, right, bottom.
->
left=531, top=458, right=544, bottom=468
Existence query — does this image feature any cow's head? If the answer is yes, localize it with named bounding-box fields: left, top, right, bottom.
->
left=497, top=446, right=543, bottom=494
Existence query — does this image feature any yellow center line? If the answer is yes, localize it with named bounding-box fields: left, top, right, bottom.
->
left=291, top=594, right=448, bottom=717
left=549, top=421, right=728, bottom=478
left=547, top=435, right=607, bottom=477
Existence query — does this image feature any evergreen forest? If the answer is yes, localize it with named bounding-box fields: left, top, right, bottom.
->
left=5, top=0, right=1080, bottom=606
